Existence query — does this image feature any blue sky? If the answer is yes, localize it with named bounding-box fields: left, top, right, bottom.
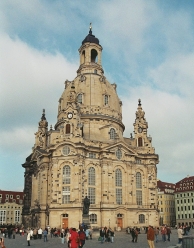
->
left=1, top=0, right=194, bottom=191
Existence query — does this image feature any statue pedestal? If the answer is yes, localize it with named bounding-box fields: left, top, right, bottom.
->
left=82, top=214, right=90, bottom=229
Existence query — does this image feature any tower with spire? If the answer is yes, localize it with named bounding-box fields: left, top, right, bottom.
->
left=22, top=26, right=159, bottom=229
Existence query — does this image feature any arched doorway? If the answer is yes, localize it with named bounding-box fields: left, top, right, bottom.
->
left=62, top=214, right=68, bottom=229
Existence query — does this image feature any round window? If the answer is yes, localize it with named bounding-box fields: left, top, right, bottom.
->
left=115, top=149, right=122, bottom=160
left=62, top=146, right=70, bottom=156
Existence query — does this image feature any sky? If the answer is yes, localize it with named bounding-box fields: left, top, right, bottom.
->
left=1, top=0, right=194, bottom=191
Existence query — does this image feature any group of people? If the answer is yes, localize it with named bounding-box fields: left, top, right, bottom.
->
left=99, top=227, right=115, bottom=243
left=25, top=225, right=90, bottom=248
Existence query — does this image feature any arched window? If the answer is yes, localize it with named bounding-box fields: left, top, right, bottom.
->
left=88, top=167, right=95, bottom=186
left=89, top=214, right=97, bottom=223
left=139, top=214, right=145, bottom=223
left=62, top=186, right=70, bottom=204
left=115, top=169, right=122, bottom=204
left=110, top=128, right=116, bottom=139
left=136, top=172, right=142, bottom=189
left=66, top=124, right=70, bottom=134
left=91, top=49, right=98, bottom=63
left=104, top=95, right=109, bottom=105
left=63, top=165, right=71, bottom=184
left=81, top=50, right=85, bottom=64
left=136, top=190, right=142, bottom=205
left=138, top=137, right=143, bottom=147
left=77, top=93, right=83, bottom=104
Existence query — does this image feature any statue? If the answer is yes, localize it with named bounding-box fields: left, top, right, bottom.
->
left=83, top=196, right=90, bottom=215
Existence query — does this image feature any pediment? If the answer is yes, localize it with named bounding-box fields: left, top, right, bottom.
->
left=103, top=141, right=136, bottom=156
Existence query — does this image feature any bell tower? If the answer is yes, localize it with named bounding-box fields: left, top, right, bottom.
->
left=77, top=23, right=104, bottom=75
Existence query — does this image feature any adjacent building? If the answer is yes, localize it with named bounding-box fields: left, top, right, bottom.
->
left=22, top=27, right=159, bottom=229
left=157, top=180, right=176, bottom=226
left=0, top=190, right=24, bottom=225
left=175, top=176, right=194, bottom=227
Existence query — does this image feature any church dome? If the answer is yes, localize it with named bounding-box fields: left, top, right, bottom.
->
left=82, top=29, right=100, bottom=45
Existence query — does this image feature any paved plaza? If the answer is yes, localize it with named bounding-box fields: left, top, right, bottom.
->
left=2, top=228, right=193, bottom=248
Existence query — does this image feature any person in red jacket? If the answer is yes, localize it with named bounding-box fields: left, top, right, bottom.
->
left=147, top=225, right=155, bottom=248
left=69, top=228, right=79, bottom=248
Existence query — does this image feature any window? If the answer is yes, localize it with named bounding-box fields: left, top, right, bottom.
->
left=136, top=172, right=142, bottom=189
left=63, top=165, right=71, bottom=184
left=139, top=214, right=145, bottom=223
left=115, top=169, right=122, bottom=187
left=88, top=188, right=95, bottom=204
left=10, top=195, right=13, bottom=199
left=77, top=93, right=83, bottom=104
left=62, top=186, right=70, bottom=204
left=16, top=195, right=20, bottom=199
left=115, top=149, right=122, bottom=160
left=89, top=214, right=97, bottom=223
left=104, top=95, right=109, bottom=105
left=136, top=190, right=142, bottom=205
left=6, top=195, right=9, bottom=198
left=91, top=49, right=98, bottom=63
left=15, top=210, right=20, bottom=223
left=88, top=167, right=95, bottom=186
left=89, top=153, right=96, bottom=159
left=65, top=124, right=71, bottom=134
left=0, top=210, right=6, bottom=224
left=110, top=128, right=116, bottom=139
left=62, top=146, right=70, bottom=156
left=138, top=137, right=143, bottom=147
left=116, top=188, right=122, bottom=204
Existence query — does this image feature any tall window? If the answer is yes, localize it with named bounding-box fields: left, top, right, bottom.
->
left=63, top=165, right=71, bottom=184
left=15, top=210, right=20, bottom=223
left=66, top=124, right=70, bottom=134
left=138, top=137, right=143, bottom=147
left=77, top=94, right=83, bottom=104
left=104, top=95, right=109, bottom=105
left=0, top=210, right=6, bottom=224
left=136, top=190, right=142, bottom=205
left=136, top=172, right=142, bottom=189
left=88, top=188, right=95, bottom=204
left=139, top=214, right=145, bottom=223
left=89, top=214, right=97, bottom=223
left=62, top=186, right=70, bottom=204
left=110, top=128, right=116, bottom=139
left=88, top=167, right=95, bottom=185
left=88, top=167, right=96, bottom=204
left=136, top=172, right=142, bottom=205
left=115, top=169, right=122, bottom=204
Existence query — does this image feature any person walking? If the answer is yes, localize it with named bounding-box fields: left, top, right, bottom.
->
left=99, top=227, right=105, bottom=243
left=78, top=227, right=86, bottom=248
left=161, top=225, right=167, bottom=242
left=147, top=225, right=155, bottom=248
left=43, top=228, right=48, bottom=242
left=109, top=228, right=115, bottom=243
left=166, top=226, right=171, bottom=241
left=27, top=230, right=31, bottom=246
left=0, top=237, right=5, bottom=248
left=177, top=226, right=184, bottom=244
left=154, top=227, right=159, bottom=243
left=69, top=228, right=79, bottom=248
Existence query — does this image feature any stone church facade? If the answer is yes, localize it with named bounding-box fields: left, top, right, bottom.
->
left=22, top=27, right=159, bottom=229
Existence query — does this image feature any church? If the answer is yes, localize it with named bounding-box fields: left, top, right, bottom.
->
left=22, top=26, right=159, bottom=230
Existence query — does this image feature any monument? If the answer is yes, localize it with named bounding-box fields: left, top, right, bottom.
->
left=82, top=196, right=90, bottom=229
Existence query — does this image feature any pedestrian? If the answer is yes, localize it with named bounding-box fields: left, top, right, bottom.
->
left=166, top=226, right=171, bottom=241
left=38, top=227, right=43, bottom=239
left=177, top=226, right=184, bottom=244
left=66, top=228, right=71, bottom=248
left=109, top=228, right=115, bottom=243
left=43, top=228, right=48, bottom=242
left=131, top=227, right=136, bottom=242
left=134, top=227, right=139, bottom=243
left=161, top=225, right=167, bottom=242
left=147, top=225, right=155, bottom=248
left=78, top=226, right=86, bottom=248
left=0, top=237, right=5, bottom=248
left=154, top=227, right=159, bottom=243
left=99, top=227, right=105, bottom=243
left=69, top=228, right=79, bottom=248
left=61, top=229, right=65, bottom=244
left=27, top=230, right=31, bottom=246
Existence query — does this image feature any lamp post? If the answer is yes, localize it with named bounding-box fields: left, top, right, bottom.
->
left=108, top=219, right=110, bottom=228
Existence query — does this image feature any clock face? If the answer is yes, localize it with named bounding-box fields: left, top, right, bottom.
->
left=67, top=112, right=73, bottom=119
